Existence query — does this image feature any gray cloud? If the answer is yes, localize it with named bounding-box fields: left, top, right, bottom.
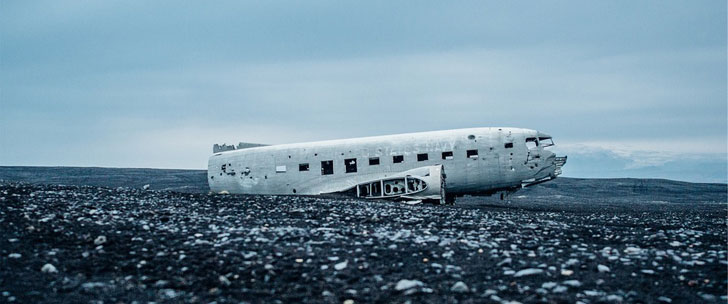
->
left=1, top=1, right=725, bottom=182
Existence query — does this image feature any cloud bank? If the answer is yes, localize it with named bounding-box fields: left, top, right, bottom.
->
left=1, top=1, right=725, bottom=182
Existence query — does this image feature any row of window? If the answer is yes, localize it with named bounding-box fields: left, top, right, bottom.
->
left=279, top=147, right=512, bottom=175
left=221, top=142, right=518, bottom=177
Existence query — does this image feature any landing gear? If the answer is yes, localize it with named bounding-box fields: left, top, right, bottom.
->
left=498, top=189, right=519, bottom=203
left=423, top=199, right=441, bottom=205
left=445, top=194, right=457, bottom=205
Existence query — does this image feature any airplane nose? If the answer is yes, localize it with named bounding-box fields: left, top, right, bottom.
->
left=553, top=155, right=567, bottom=176
left=542, top=150, right=556, bottom=165
left=539, top=151, right=566, bottom=178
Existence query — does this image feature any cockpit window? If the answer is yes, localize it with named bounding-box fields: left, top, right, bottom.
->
left=526, top=137, right=538, bottom=149
left=539, top=137, right=554, bottom=147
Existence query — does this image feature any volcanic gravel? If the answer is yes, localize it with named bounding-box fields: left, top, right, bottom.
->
left=0, top=181, right=726, bottom=303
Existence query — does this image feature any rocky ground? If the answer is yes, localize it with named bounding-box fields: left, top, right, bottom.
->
left=1, top=178, right=726, bottom=303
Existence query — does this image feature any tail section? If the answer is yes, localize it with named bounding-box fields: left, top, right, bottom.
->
left=213, top=142, right=268, bottom=153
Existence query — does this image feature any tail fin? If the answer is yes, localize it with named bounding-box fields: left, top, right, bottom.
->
left=213, top=142, right=268, bottom=153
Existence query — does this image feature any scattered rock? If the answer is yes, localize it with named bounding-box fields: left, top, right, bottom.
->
left=0, top=179, right=724, bottom=303
left=606, top=295, right=623, bottom=301
left=41, top=263, right=58, bottom=274
left=552, top=285, right=568, bottom=293
left=81, top=282, right=106, bottom=290
left=94, top=235, right=107, bottom=245
left=161, top=289, right=179, bottom=299
left=450, top=281, right=469, bottom=293
left=497, top=258, right=512, bottom=266
left=514, top=268, right=543, bottom=277
left=334, top=260, right=348, bottom=270
left=624, top=247, right=642, bottom=255
left=395, top=279, right=424, bottom=291
left=597, top=264, right=610, bottom=273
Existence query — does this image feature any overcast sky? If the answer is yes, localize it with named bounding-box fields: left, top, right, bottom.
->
left=1, top=1, right=726, bottom=182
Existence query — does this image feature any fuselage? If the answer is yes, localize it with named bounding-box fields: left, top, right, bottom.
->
left=208, top=127, right=564, bottom=199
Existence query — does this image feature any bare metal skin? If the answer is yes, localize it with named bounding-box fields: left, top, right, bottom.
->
left=208, top=127, right=566, bottom=204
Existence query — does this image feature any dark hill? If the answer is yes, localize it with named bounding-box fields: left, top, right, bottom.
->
left=0, top=166, right=207, bottom=193
left=0, top=166, right=724, bottom=204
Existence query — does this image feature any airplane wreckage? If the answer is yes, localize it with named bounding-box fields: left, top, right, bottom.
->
left=209, top=127, right=566, bottom=204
